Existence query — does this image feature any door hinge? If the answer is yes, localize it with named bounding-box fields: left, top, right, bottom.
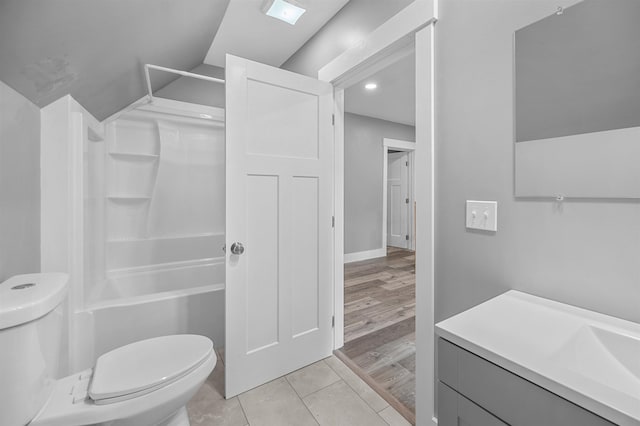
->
left=406, top=161, right=409, bottom=166
left=332, top=216, right=335, bottom=228
left=406, top=235, right=409, bottom=241
left=332, top=114, right=335, bottom=125
left=332, top=315, right=335, bottom=327
left=405, top=198, right=410, bottom=204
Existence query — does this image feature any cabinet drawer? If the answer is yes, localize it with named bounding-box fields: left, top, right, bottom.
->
left=438, top=382, right=507, bottom=426
left=438, top=338, right=614, bottom=426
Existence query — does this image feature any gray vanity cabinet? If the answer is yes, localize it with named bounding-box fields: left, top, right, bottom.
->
left=439, top=381, right=507, bottom=426
left=437, top=338, right=615, bottom=426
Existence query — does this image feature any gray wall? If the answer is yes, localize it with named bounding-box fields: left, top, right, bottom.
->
left=282, top=0, right=414, bottom=77
left=281, top=0, right=417, bottom=253
left=435, top=0, right=640, bottom=324
left=345, top=113, right=414, bottom=254
left=0, top=79, right=40, bottom=281
left=154, top=64, right=225, bottom=108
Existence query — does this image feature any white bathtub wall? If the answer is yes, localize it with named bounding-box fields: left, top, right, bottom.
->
left=93, top=286, right=224, bottom=355
left=84, top=104, right=225, bottom=304
left=84, top=134, right=106, bottom=300
left=104, top=109, right=224, bottom=242
left=106, top=234, right=225, bottom=271
left=77, top=284, right=224, bottom=369
left=147, top=117, right=224, bottom=238
left=100, top=257, right=224, bottom=301
left=77, top=100, right=227, bottom=368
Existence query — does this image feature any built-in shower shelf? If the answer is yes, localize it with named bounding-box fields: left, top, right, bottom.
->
left=107, top=196, right=152, bottom=201
left=108, top=151, right=159, bottom=160
left=105, top=233, right=221, bottom=244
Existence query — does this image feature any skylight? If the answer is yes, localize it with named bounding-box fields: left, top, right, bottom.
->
left=264, top=0, right=306, bottom=25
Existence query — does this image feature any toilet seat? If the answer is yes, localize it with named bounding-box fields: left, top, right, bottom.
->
left=89, top=334, right=213, bottom=405
left=29, top=336, right=216, bottom=426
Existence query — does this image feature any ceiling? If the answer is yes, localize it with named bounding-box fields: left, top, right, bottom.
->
left=0, top=0, right=348, bottom=120
left=0, top=0, right=415, bottom=123
left=0, top=0, right=230, bottom=120
left=345, top=53, right=415, bottom=126
left=204, top=0, right=349, bottom=68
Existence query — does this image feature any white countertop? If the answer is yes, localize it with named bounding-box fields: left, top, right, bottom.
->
left=435, top=290, right=640, bottom=426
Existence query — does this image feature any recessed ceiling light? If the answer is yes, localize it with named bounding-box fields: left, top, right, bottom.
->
left=264, top=0, right=306, bottom=25
left=365, top=82, right=378, bottom=90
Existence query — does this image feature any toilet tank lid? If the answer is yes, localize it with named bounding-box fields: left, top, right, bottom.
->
left=0, top=273, right=69, bottom=329
left=89, top=334, right=214, bottom=402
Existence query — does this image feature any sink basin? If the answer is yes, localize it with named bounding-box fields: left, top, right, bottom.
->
left=553, top=325, right=640, bottom=397
left=435, top=290, right=640, bottom=425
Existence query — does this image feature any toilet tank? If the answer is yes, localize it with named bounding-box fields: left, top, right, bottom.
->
left=0, top=273, right=69, bottom=426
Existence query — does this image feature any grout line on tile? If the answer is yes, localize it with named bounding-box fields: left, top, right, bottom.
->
left=216, top=348, right=225, bottom=367
left=322, top=357, right=342, bottom=377
left=341, top=377, right=383, bottom=418
left=295, top=375, right=343, bottom=401
left=298, top=390, right=321, bottom=425
left=236, top=393, right=251, bottom=426
left=284, top=375, right=301, bottom=397
left=324, top=357, right=389, bottom=414
left=302, top=377, right=393, bottom=426
left=286, top=366, right=342, bottom=400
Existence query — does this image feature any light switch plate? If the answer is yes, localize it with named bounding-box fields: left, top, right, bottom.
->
left=466, top=200, right=497, bottom=232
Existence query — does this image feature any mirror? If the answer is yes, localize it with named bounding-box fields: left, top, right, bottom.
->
left=514, top=0, right=640, bottom=198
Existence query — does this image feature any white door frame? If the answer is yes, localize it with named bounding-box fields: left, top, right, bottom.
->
left=318, top=1, right=437, bottom=424
left=382, top=138, right=415, bottom=251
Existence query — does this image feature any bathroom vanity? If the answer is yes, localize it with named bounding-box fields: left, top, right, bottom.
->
left=436, top=291, right=640, bottom=426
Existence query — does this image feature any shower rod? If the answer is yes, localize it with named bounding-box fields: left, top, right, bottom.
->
left=144, top=63, right=225, bottom=101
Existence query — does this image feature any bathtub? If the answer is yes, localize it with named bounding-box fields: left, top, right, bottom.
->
left=76, top=237, right=225, bottom=370
left=75, top=103, right=227, bottom=371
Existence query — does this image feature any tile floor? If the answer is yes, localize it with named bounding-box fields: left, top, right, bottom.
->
left=187, top=349, right=411, bottom=426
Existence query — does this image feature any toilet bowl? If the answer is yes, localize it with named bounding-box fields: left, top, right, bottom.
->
left=0, top=274, right=216, bottom=426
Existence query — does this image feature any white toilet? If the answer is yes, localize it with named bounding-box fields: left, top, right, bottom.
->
left=0, top=273, right=216, bottom=426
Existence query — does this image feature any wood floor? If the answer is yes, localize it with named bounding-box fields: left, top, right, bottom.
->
left=339, top=247, right=416, bottom=423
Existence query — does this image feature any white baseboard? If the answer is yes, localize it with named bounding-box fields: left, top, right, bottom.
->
left=344, top=247, right=387, bottom=263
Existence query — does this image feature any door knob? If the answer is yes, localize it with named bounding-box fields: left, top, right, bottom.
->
left=230, top=242, right=245, bottom=255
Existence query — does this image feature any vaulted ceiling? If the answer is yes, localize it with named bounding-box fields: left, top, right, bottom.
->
left=204, top=0, right=349, bottom=68
left=0, top=0, right=416, bottom=126
left=0, top=0, right=348, bottom=120
left=0, top=0, right=230, bottom=120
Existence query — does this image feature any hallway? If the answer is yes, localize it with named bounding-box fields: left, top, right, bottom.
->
left=339, top=247, right=416, bottom=423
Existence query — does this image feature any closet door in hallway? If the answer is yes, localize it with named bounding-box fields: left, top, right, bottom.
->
left=387, top=152, right=409, bottom=249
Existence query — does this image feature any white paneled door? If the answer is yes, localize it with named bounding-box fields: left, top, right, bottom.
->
left=225, top=55, right=334, bottom=398
left=387, top=151, right=409, bottom=249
